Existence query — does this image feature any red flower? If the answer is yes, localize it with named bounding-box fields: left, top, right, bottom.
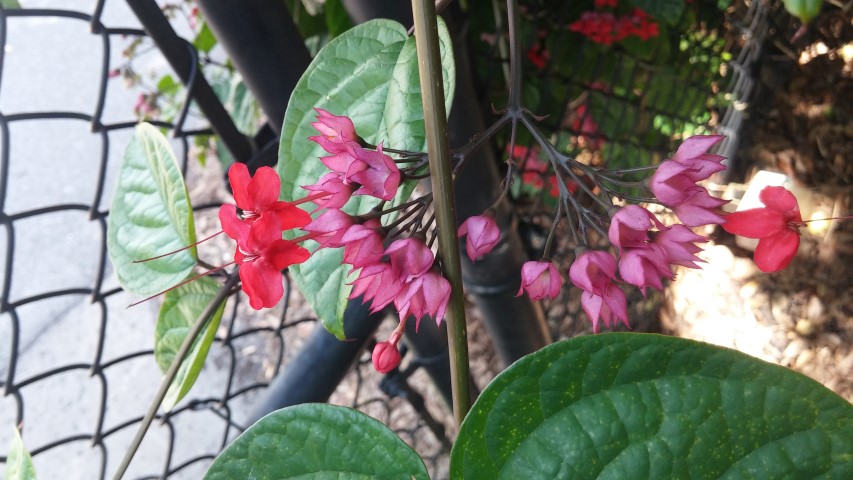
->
left=302, top=208, right=356, bottom=248
left=395, top=271, right=452, bottom=328
left=227, top=163, right=311, bottom=229
left=722, top=186, right=803, bottom=273
left=218, top=207, right=310, bottom=309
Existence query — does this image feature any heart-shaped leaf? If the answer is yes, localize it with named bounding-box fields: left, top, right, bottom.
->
left=451, top=333, right=853, bottom=479
left=204, top=404, right=429, bottom=479
left=278, top=18, right=455, bottom=339
left=154, top=275, right=226, bottom=412
left=4, top=428, right=37, bottom=480
left=107, top=123, right=196, bottom=296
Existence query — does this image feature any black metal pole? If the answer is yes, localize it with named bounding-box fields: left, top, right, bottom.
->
left=246, top=298, right=384, bottom=424
left=196, top=0, right=311, bottom=133
left=125, top=0, right=254, bottom=162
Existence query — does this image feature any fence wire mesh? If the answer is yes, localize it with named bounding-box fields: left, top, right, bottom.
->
left=0, top=1, right=788, bottom=479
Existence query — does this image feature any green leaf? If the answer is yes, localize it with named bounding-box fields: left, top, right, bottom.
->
left=0, top=0, right=21, bottom=8
left=154, top=275, right=226, bottom=412
left=631, top=0, right=685, bottom=25
left=193, top=22, right=217, bottom=54
left=278, top=18, right=455, bottom=339
left=204, top=404, right=429, bottom=479
left=107, top=123, right=197, bottom=296
left=324, top=0, right=352, bottom=38
left=156, top=74, right=180, bottom=97
left=451, top=333, right=853, bottom=479
left=5, top=428, right=37, bottom=480
left=783, top=0, right=823, bottom=23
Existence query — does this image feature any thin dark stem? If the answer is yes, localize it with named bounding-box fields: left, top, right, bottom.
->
left=132, top=231, right=223, bottom=263
left=506, top=0, right=523, bottom=109
left=112, top=272, right=240, bottom=480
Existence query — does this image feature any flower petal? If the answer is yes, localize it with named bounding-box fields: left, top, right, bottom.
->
left=754, top=229, right=800, bottom=273
left=247, top=166, right=281, bottom=212
left=239, top=260, right=284, bottom=309
left=227, top=163, right=251, bottom=208
left=759, top=185, right=798, bottom=213
left=721, top=208, right=786, bottom=238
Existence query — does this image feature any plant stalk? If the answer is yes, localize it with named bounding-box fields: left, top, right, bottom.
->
left=112, top=271, right=239, bottom=480
left=411, top=0, right=471, bottom=427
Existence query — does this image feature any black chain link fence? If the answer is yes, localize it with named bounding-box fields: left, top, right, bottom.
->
left=0, top=0, right=789, bottom=478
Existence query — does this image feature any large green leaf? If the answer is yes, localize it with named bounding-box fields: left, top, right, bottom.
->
left=451, top=333, right=853, bottom=479
left=107, top=123, right=196, bottom=296
left=5, top=428, right=37, bottom=480
left=204, top=404, right=429, bottom=479
left=154, top=275, right=226, bottom=412
left=278, top=18, right=455, bottom=339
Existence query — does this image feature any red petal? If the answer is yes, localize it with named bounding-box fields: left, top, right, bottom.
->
left=265, top=240, right=310, bottom=270
left=239, top=261, right=284, bottom=309
left=759, top=186, right=798, bottom=213
left=754, top=229, right=799, bottom=273
left=247, top=167, right=281, bottom=211
left=228, top=163, right=251, bottom=208
left=248, top=214, right=283, bottom=251
left=218, top=204, right=250, bottom=245
left=721, top=208, right=786, bottom=238
left=271, top=202, right=312, bottom=230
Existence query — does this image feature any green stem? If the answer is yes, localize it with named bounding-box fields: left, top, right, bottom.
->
left=112, top=272, right=240, bottom=480
left=411, top=0, right=471, bottom=427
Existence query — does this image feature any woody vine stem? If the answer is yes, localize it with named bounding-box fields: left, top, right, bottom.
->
left=411, top=0, right=471, bottom=427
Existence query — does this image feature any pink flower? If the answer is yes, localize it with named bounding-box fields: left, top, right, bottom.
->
left=320, top=147, right=368, bottom=183
left=617, top=245, right=673, bottom=294
left=386, top=238, right=434, bottom=282
left=340, top=221, right=385, bottom=268
left=395, top=271, right=451, bottom=328
left=301, top=172, right=357, bottom=210
left=670, top=135, right=727, bottom=180
left=218, top=207, right=310, bottom=309
left=348, top=143, right=401, bottom=201
left=372, top=341, right=401, bottom=374
left=349, top=262, right=404, bottom=312
left=226, top=163, right=311, bottom=229
left=653, top=224, right=708, bottom=268
left=516, top=261, right=562, bottom=301
left=302, top=208, right=356, bottom=248
left=649, top=135, right=728, bottom=227
left=569, top=250, right=628, bottom=332
left=722, top=186, right=803, bottom=272
left=608, top=205, right=666, bottom=251
left=309, top=108, right=359, bottom=154
left=458, top=214, right=501, bottom=261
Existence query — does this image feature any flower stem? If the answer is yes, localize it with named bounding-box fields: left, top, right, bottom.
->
left=411, top=0, right=471, bottom=427
left=112, top=271, right=240, bottom=480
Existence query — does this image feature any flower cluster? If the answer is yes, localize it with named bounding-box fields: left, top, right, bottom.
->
left=218, top=163, right=312, bottom=309
left=516, top=135, right=726, bottom=332
left=305, top=108, right=401, bottom=203
left=568, top=8, right=659, bottom=45
left=300, top=109, right=456, bottom=373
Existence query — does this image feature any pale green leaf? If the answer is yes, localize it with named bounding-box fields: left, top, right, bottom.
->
left=5, top=428, right=37, bottom=480
left=107, top=123, right=197, bottom=296
left=204, top=404, right=429, bottom=479
left=154, top=275, right=226, bottom=412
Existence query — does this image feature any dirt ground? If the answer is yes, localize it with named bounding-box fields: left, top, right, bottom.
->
left=664, top=6, right=853, bottom=402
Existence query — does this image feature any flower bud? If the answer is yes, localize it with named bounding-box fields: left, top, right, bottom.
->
left=372, top=341, right=401, bottom=374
